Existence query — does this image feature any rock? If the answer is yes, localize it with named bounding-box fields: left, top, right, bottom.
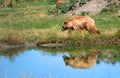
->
left=0, top=43, right=36, bottom=49
left=39, top=43, right=65, bottom=47
left=67, top=0, right=108, bottom=15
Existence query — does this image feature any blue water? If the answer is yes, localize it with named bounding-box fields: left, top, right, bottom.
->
left=0, top=49, right=120, bottom=78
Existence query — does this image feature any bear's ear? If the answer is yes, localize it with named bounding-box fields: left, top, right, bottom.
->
left=64, top=22, right=67, bottom=25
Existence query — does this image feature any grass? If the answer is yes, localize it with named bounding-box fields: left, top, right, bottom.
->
left=93, top=12, right=120, bottom=31
left=0, top=1, right=120, bottom=45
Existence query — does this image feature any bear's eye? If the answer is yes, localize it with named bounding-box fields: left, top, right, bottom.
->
left=64, top=22, right=67, bottom=24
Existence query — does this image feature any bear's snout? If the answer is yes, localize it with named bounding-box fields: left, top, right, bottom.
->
left=61, top=26, right=67, bottom=31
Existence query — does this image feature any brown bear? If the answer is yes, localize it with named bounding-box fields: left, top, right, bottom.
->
left=61, top=16, right=100, bottom=34
left=63, top=52, right=100, bottom=69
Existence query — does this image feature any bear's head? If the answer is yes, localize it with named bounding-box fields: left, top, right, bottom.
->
left=61, top=21, right=73, bottom=31
left=61, top=21, right=69, bottom=31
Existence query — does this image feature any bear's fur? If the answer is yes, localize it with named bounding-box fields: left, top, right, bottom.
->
left=63, top=52, right=100, bottom=69
left=61, top=16, right=100, bottom=34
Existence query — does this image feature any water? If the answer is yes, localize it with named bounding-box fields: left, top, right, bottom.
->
left=0, top=45, right=120, bottom=78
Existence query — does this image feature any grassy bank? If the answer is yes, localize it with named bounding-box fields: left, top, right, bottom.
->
left=0, top=1, right=120, bottom=46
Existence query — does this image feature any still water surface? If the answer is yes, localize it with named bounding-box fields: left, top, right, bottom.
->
left=0, top=46, right=120, bottom=78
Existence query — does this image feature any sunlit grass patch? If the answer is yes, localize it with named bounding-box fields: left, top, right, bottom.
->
left=0, top=26, right=119, bottom=45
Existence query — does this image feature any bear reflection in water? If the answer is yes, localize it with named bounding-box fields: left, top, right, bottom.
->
left=63, top=52, right=100, bottom=69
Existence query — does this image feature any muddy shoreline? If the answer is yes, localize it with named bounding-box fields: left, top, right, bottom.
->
left=0, top=40, right=119, bottom=49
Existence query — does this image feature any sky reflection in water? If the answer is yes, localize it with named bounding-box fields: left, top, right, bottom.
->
left=0, top=49, right=120, bottom=78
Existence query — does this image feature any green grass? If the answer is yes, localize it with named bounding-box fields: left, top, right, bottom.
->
left=93, top=12, right=120, bottom=31
left=0, top=3, right=64, bottom=30
left=0, top=1, right=120, bottom=45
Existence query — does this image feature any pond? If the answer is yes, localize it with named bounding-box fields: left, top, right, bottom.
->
left=0, top=45, right=120, bottom=78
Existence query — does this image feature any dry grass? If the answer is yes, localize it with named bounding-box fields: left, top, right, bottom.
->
left=0, top=27, right=119, bottom=45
